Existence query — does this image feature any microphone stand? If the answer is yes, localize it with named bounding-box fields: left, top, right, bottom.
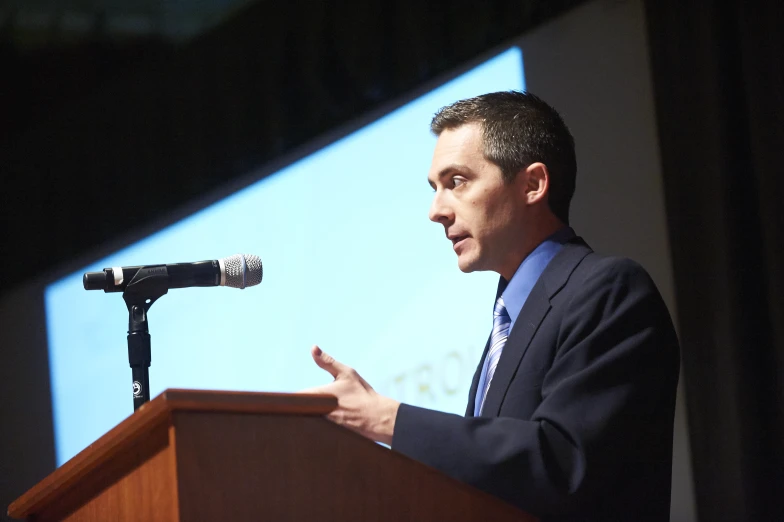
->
left=122, top=266, right=169, bottom=411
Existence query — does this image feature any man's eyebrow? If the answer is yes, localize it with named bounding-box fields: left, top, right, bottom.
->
left=428, top=163, right=471, bottom=187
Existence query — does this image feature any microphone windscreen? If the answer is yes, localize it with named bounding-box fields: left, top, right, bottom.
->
left=222, top=254, right=263, bottom=289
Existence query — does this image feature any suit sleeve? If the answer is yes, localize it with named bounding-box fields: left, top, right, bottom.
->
left=391, top=258, right=680, bottom=516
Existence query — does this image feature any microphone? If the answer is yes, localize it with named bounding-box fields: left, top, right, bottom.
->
left=83, top=254, right=263, bottom=292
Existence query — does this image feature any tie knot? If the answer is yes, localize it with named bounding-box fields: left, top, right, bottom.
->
left=493, top=296, right=509, bottom=318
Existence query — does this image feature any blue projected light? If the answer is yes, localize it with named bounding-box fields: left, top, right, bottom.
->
left=45, top=48, right=525, bottom=465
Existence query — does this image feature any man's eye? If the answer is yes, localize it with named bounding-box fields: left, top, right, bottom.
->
left=453, top=176, right=466, bottom=187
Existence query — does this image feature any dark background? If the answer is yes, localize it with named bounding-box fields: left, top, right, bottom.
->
left=1, top=0, right=782, bottom=520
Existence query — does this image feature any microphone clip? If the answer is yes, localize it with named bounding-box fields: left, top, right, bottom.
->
left=121, top=265, right=170, bottom=313
left=121, top=266, right=170, bottom=411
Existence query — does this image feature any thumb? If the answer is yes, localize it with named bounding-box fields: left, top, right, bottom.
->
left=311, top=345, right=350, bottom=379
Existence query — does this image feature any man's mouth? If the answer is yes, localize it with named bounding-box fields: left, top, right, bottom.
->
left=450, top=235, right=469, bottom=250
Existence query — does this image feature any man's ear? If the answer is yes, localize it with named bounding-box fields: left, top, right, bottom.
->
left=522, top=162, right=550, bottom=205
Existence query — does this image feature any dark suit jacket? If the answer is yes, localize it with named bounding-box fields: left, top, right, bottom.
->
left=392, top=238, right=680, bottom=522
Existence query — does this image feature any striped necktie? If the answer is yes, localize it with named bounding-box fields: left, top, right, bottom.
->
left=476, top=296, right=511, bottom=415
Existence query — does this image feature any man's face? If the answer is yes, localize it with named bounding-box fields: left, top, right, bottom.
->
left=428, top=123, right=529, bottom=278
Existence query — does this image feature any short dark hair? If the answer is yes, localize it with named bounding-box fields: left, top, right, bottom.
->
left=431, top=91, right=576, bottom=224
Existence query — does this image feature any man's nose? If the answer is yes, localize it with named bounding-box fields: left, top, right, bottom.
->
left=429, top=190, right=454, bottom=224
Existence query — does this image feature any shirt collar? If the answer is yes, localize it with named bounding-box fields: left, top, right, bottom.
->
left=501, top=226, right=576, bottom=327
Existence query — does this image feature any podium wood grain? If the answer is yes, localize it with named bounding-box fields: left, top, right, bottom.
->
left=9, top=389, right=535, bottom=522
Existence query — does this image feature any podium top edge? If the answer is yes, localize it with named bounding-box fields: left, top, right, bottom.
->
left=8, top=390, right=337, bottom=519
left=155, top=388, right=338, bottom=415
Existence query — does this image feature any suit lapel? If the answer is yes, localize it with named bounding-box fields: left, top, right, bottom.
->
left=479, top=283, right=551, bottom=417
left=479, top=239, right=592, bottom=418
left=465, top=336, right=490, bottom=416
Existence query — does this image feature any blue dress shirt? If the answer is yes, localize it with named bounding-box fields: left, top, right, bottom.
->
left=473, top=226, right=576, bottom=416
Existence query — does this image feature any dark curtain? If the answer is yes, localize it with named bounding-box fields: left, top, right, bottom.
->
left=644, top=0, right=784, bottom=520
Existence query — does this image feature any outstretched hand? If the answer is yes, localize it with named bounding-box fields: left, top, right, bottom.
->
left=300, top=345, right=399, bottom=445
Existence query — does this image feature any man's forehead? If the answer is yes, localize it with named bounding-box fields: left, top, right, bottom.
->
left=428, top=123, right=483, bottom=178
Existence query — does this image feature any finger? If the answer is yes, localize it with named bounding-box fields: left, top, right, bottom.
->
left=311, top=345, right=352, bottom=379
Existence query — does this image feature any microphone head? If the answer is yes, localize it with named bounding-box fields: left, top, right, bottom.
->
left=221, top=254, right=263, bottom=289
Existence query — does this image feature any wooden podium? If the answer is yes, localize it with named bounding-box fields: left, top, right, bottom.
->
left=8, top=389, right=535, bottom=521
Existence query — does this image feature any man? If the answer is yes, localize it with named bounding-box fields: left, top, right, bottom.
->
left=304, top=91, right=680, bottom=521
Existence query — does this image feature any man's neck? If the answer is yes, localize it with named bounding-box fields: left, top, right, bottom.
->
left=500, top=218, right=567, bottom=281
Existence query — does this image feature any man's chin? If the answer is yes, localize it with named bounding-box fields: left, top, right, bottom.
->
left=457, top=255, right=480, bottom=274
